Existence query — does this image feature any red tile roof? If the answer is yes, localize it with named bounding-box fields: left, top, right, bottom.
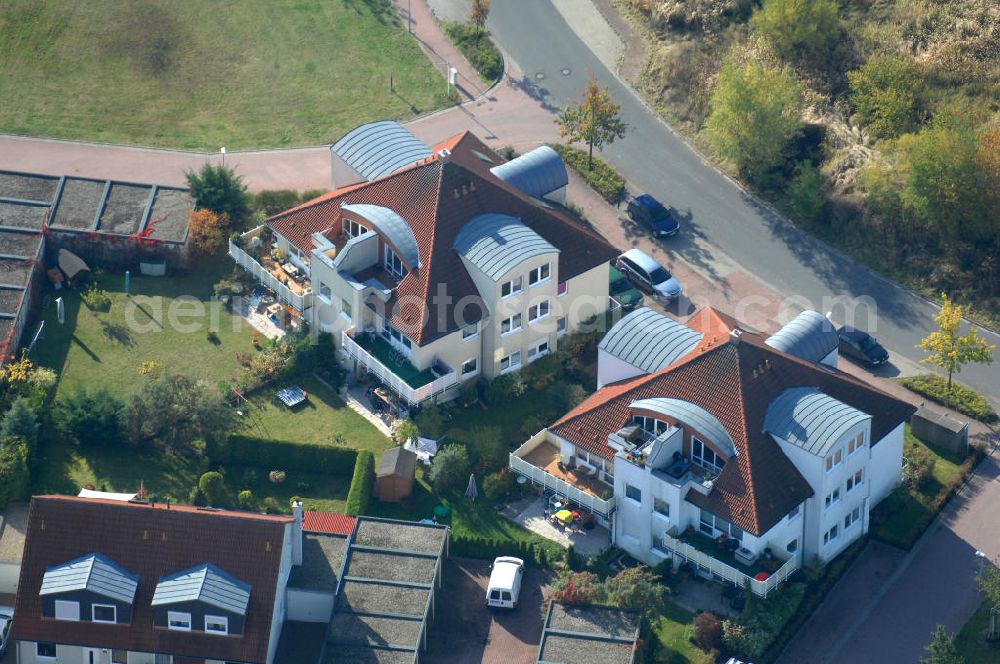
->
left=267, top=132, right=618, bottom=345
left=12, top=496, right=292, bottom=663
left=549, top=308, right=915, bottom=536
left=302, top=511, right=356, bottom=536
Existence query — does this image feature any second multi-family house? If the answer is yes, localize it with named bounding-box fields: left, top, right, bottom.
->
left=229, top=121, right=618, bottom=410
left=511, top=307, right=915, bottom=596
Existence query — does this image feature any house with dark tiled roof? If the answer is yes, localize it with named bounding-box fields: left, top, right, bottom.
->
left=228, top=121, right=618, bottom=409
left=12, top=496, right=299, bottom=664
left=511, top=307, right=915, bottom=596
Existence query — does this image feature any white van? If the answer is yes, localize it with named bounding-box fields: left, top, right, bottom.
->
left=486, top=556, right=524, bottom=609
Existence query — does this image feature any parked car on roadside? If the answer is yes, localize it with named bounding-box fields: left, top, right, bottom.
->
left=487, top=556, right=524, bottom=609
left=616, top=248, right=682, bottom=302
left=627, top=194, right=680, bottom=238
left=837, top=325, right=889, bottom=367
left=609, top=264, right=643, bottom=311
left=0, top=605, right=13, bottom=657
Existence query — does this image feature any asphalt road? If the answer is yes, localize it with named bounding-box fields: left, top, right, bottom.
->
left=486, top=0, right=999, bottom=404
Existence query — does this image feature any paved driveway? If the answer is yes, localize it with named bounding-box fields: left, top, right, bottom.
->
left=779, top=449, right=1000, bottom=664
left=424, top=558, right=554, bottom=664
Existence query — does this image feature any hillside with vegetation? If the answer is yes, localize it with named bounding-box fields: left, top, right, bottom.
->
left=623, top=0, right=1000, bottom=323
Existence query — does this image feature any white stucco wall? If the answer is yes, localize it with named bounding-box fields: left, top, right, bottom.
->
left=286, top=588, right=335, bottom=623
left=596, top=350, right=646, bottom=390
left=869, top=422, right=905, bottom=506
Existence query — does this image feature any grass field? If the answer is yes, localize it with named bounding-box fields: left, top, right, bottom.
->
left=649, top=602, right=712, bottom=664
left=0, top=0, right=449, bottom=149
left=956, top=600, right=1000, bottom=663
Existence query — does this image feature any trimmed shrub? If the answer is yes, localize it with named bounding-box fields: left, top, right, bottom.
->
left=553, top=144, right=626, bottom=204
left=268, top=470, right=286, bottom=485
left=53, top=387, right=124, bottom=448
left=198, top=471, right=226, bottom=505
left=345, top=450, right=375, bottom=516
left=450, top=532, right=559, bottom=566
left=81, top=285, right=111, bottom=312
left=0, top=437, right=29, bottom=508
left=207, top=435, right=358, bottom=475
left=427, top=444, right=471, bottom=493
left=442, top=22, right=503, bottom=81
left=261, top=496, right=282, bottom=514
left=899, top=374, right=998, bottom=423
left=238, top=489, right=254, bottom=509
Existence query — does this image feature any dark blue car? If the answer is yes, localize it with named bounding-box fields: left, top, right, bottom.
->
left=627, top=194, right=680, bottom=238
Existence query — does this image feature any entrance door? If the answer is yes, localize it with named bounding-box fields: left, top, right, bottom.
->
left=83, top=648, right=103, bottom=664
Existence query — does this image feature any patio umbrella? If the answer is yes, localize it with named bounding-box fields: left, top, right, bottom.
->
left=465, top=473, right=478, bottom=501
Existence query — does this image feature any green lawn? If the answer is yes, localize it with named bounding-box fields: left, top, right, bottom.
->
left=32, top=264, right=255, bottom=398
left=366, top=468, right=565, bottom=561
left=356, top=333, right=435, bottom=388
left=0, top=0, right=449, bottom=149
left=955, top=600, right=1000, bottom=663
left=871, top=425, right=965, bottom=549
left=650, top=602, right=712, bottom=664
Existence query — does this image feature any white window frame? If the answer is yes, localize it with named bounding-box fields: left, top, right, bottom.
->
left=527, top=340, right=549, bottom=360
left=625, top=483, right=642, bottom=503
left=343, top=217, right=365, bottom=238
left=786, top=538, right=799, bottom=553
left=846, top=469, right=863, bottom=494
left=501, top=313, right=522, bottom=336
left=691, top=436, right=725, bottom=476
left=54, top=599, right=80, bottom=621
left=461, top=358, right=478, bottom=376
left=205, top=614, right=229, bottom=634
left=653, top=498, right=670, bottom=517
left=501, top=276, right=522, bottom=298
left=787, top=504, right=800, bottom=521
left=557, top=281, right=567, bottom=297
left=824, top=487, right=842, bottom=510
left=318, top=281, right=332, bottom=304
left=824, top=524, right=839, bottom=546
left=384, top=246, right=407, bottom=279
left=528, top=299, right=550, bottom=323
left=167, top=610, right=192, bottom=631
left=848, top=432, right=865, bottom=456
left=500, top=351, right=521, bottom=374
left=462, top=323, right=478, bottom=341
left=556, top=316, right=567, bottom=336
left=825, top=448, right=844, bottom=473
left=36, top=643, right=57, bottom=660
left=528, top=263, right=550, bottom=286
left=112, top=650, right=128, bottom=664
left=91, top=603, right=117, bottom=624
left=844, top=506, right=862, bottom=530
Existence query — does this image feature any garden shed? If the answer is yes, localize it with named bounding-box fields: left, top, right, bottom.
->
left=375, top=446, right=417, bottom=502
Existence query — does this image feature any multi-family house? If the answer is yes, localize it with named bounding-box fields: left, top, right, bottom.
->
left=229, top=121, right=618, bottom=409
left=511, top=307, right=915, bottom=596
left=11, top=495, right=301, bottom=664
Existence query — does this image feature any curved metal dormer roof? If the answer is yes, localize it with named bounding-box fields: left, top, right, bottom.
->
left=599, top=307, right=702, bottom=375
left=40, top=552, right=139, bottom=604
left=489, top=145, right=568, bottom=199
left=341, top=202, right=420, bottom=269
left=152, top=563, right=252, bottom=615
left=764, top=310, right=839, bottom=363
left=453, top=213, right=558, bottom=281
left=629, top=397, right=736, bottom=457
left=330, top=120, right=433, bottom=181
left=764, top=387, right=870, bottom=456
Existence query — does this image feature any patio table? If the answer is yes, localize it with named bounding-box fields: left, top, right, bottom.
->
left=276, top=386, right=307, bottom=407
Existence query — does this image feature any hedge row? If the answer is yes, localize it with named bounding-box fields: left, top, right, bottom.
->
left=207, top=435, right=358, bottom=476
left=552, top=144, right=627, bottom=205
left=899, top=374, right=998, bottom=423
left=451, top=532, right=562, bottom=567
left=442, top=22, right=503, bottom=82
left=345, top=450, right=375, bottom=517
left=872, top=445, right=986, bottom=550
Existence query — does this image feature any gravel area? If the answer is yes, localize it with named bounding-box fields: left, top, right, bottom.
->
left=0, top=171, right=59, bottom=202
left=0, top=201, right=48, bottom=230
left=323, top=645, right=418, bottom=664
left=338, top=580, right=430, bottom=617
left=289, top=534, right=348, bottom=592
left=329, top=612, right=423, bottom=648
left=354, top=519, right=446, bottom=554
left=548, top=604, right=639, bottom=639
left=0, top=289, right=23, bottom=316
left=538, top=635, right=636, bottom=664
left=0, top=230, right=44, bottom=258
left=99, top=183, right=150, bottom=235
left=51, top=178, right=104, bottom=230
left=346, top=550, right=438, bottom=585
left=0, top=503, right=27, bottom=561
left=0, top=258, right=35, bottom=287
left=147, top=187, right=193, bottom=243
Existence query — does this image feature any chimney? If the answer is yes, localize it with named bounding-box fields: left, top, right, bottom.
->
left=730, top=328, right=742, bottom=344
left=291, top=500, right=303, bottom=566
left=437, top=148, right=452, bottom=162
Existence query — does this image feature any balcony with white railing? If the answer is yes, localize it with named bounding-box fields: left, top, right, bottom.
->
left=509, top=434, right=616, bottom=520
left=652, top=532, right=799, bottom=597
left=229, top=227, right=314, bottom=313
left=341, top=328, right=457, bottom=407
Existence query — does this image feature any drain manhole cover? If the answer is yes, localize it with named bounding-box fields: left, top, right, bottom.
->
left=535, top=71, right=545, bottom=80
left=561, top=68, right=571, bottom=76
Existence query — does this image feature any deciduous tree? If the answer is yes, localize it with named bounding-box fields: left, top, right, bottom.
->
left=848, top=54, right=925, bottom=140
left=751, top=0, right=840, bottom=64
left=188, top=209, right=230, bottom=255
left=918, top=294, right=995, bottom=391
left=53, top=387, right=124, bottom=447
left=121, top=372, right=239, bottom=448
left=185, top=163, right=250, bottom=227
left=557, top=76, right=628, bottom=170
left=920, top=624, right=964, bottom=664
left=469, top=0, right=491, bottom=34
left=705, top=58, right=803, bottom=182
left=427, top=443, right=470, bottom=493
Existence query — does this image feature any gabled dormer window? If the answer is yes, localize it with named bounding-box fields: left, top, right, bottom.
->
left=167, top=610, right=192, bottom=631
left=205, top=615, right=229, bottom=634
left=92, top=604, right=117, bottom=623
left=691, top=436, right=725, bottom=476
left=54, top=599, right=80, bottom=621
